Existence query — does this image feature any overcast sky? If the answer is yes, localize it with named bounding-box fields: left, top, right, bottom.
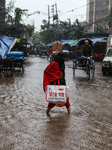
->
left=6, top=0, right=87, bottom=31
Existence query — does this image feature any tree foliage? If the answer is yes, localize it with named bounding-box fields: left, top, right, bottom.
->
left=0, top=1, right=34, bottom=39
left=94, top=24, right=105, bottom=33
left=0, top=1, right=87, bottom=44
left=107, top=8, right=112, bottom=28
left=15, top=8, right=27, bottom=25
left=70, top=19, right=86, bottom=39
left=33, top=18, right=86, bottom=45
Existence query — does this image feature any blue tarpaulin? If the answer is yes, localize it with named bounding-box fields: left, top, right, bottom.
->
left=0, top=35, right=17, bottom=59
left=5, top=51, right=24, bottom=60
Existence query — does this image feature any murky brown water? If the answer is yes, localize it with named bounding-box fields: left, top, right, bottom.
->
left=0, top=56, right=112, bottom=150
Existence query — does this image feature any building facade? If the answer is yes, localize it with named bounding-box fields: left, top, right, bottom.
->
left=86, top=0, right=112, bottom=32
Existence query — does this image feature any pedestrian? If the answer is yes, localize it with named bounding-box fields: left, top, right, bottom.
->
left=43, top=52, right=71, bottom=114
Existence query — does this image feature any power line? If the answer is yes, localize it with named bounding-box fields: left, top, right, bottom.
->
left=59, top=0, right=73, bottom=12
left=85, top=16, right=108, bottom=27
left=26, top=1, right=88, bottom=21
left=58, top=2, right=88, bottom=18
left=27, top=11, right=47, bottom=17
left=66, top=2, right=89, bottom=13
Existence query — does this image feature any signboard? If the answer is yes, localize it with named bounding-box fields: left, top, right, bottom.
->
left=52, top=42, right=62, bottom=54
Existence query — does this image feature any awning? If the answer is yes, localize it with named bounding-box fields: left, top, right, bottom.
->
left=61, top=40, right=74, bottom=45
left=69, top=40, right=79, bottom=46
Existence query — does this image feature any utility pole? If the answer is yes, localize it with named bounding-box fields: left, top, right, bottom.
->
left=55, top=3, right=58, bottom=25
left=51, top=4, right=54, bottom=26
left=48, top=5, right=50, bottom=28
left=48, top=5, right=51, bottom=42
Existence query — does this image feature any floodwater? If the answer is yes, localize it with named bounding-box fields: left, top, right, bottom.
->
left=0, top=56, right=112, bottom=150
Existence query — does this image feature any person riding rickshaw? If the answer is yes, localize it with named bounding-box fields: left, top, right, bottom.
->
left=74, top=39, right=93, bottom=66
left=73, top=39, right=95, bottom=79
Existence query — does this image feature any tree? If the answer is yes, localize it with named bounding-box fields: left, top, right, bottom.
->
left=59, top=19, right=72, bottom=40
left=0, top=0, right=7, bottom=35
left=37, top=19, right=73, bottom=44
left=14, top=8, right=27, bottom=25
left=25, top=24, right=34, bottom=41
left=6, top=0, right=15, bottom=24
left=0, top=1, right=33, bottom=39
left=39, top=19, right=51, bottom=43
left=107, top=8, right=112, bottom=32
left=33, top=32, right=41, bottom=45
left=94, top=24, right=105, bottom=33
left=70, top=19, right=86, bottom=40
left=32, top=19, right=87, bottom=44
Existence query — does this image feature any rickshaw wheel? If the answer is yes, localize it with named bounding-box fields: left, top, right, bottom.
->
left=91, top=65, right=95, bottom=77
left=85, top=64, right=90, bottom=80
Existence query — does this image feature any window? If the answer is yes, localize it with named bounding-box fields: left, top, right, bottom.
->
left=107, top=49, right=112, bottom=57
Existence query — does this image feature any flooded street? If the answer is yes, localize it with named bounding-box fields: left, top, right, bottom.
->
left=0, top=56, right=112, bottom=150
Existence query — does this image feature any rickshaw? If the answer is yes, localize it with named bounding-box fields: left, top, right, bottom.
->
left=73, top=38, right=95, bottom=80
left=37, top=44, right=47, bottom=57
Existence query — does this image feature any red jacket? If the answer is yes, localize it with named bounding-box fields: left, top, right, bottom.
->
left=43, top=61, right=63, bottom=91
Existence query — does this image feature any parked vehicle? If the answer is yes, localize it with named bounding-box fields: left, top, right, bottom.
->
left=92, top=38, right=107, bottom=61
left=102, top=34, right=112, bottom=75
left=39, top=44, right=47, bottom=57
left=69, top=40, right=79, bottom=59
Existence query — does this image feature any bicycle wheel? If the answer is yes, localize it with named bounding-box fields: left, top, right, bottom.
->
left=86, top=64, right=90, bottom=80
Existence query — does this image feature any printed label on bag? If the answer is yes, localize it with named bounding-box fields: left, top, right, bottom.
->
left=46, top=85, right=68, bottom=104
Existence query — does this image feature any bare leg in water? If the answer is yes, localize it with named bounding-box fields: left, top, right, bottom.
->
left=46, top=103, right=55, bottom=115
left=46, top=97, right=71, bottom=114
left=46, top=104, right=71, bottom=114
left=67, top=106, right=71, bottom=114
left=46, top=107, right=52, bottom=114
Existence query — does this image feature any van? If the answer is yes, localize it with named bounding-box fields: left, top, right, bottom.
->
left=102, top=34, right=112, bottom=75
